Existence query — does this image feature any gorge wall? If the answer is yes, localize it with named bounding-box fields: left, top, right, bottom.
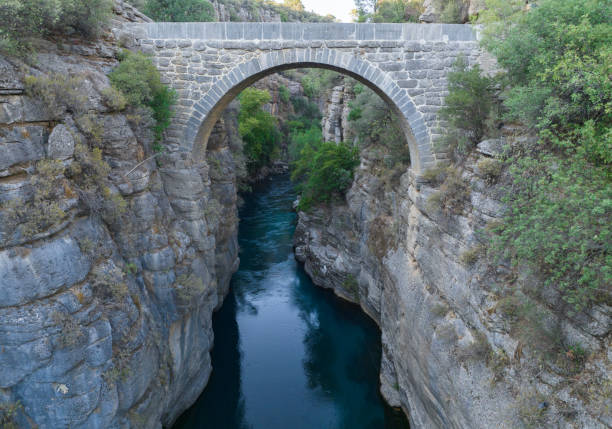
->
left=0, top=3, right=242, bottom=428
left=1, top=2, right=610, bottom=429
left=294, top=113, right=612, bottom=427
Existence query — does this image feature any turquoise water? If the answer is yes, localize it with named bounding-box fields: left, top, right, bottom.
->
left=172, top=174, right=409, bottom=429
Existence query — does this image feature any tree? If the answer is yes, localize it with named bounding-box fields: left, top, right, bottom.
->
left=238, top=88, right=280, bottom=174
left=283, top=0, right=305, bottom=11
left=144, top=0, right=215, bottom=22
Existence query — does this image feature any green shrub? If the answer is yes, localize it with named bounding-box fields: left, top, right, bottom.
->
left=144, top=0, right=215, bottom=21
left=109, top=50, right=177, bottom=147
left=238, top=88, right=280, bottom=174
left=101, top=87, right=128, bottom=112
left=482, top=0, right=612, bottom=313
left=175, top=273, right=206, bottom=304
left=278, top=84, right=290, bottom=104
left=51, top=310, right=86, bottom=348
left=426, top=166, right=471, bottom=215
left=0, top=0, right=111, bottom=55
left=3, top=159, right=67, bottom=239
left=342, top=274, right=359, bottom=299
left=0, top=401, right=23, bottom=429
left=476, top=158, right=502, bottom=184
left=348, top=85, right=410, bottom=167
left=291, top=141, right=359, bottom=211
left=354, top=0, right=423, bottom=23
left=436, top=0, right=465, bottom=23
left=459, top=245, right=481, bottom=266
left=439, top=56, right=496, bottom=152
left=24, top=74, right=88, bottom=116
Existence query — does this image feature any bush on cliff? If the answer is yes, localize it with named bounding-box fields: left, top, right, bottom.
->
left=238, top=87, right=280, bottom=174
left=291, top=141, right=359, bottom=211
left=109, top=50, right=177, bottom=149
left=0, top=0, right=112, bottom=55
left=438, top=56, right=497, bottom=153
left=144, top=0, right=215, bottom=21
left=478, top=0, right=612, bottom=312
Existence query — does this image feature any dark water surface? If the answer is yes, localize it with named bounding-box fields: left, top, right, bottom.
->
left=172, top=174, right=409, bottom=429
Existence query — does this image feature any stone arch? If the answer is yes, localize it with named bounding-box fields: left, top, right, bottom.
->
left=186, top=48, right=434, bottom=174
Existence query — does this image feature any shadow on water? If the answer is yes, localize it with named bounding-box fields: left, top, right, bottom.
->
left=172, top=174, right=409, bottom=429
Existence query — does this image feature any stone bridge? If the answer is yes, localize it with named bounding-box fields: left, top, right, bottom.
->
left=127, top=22, right=485, bottom=174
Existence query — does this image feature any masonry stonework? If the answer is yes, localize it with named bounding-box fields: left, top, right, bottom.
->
left=126, top=22, right=485, bottom=175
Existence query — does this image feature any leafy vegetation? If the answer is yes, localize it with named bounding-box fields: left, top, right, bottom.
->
left=479, top=0, right=611, bottom=313
left=109, top=50, right=177, bottom=150
left=144, top=0, right=215, bottom=21
left=354, top=0, right=424, bottom=23
left=237, top=88, right=280, bottom=175
left=0, top=0, right=112, bottom=55
left=291, top=141, right=359, bottom=210
left=0, top=401, right=23, bottom=429
left=438, top=56, right=497, bottom=154
left=348, top=83, right=410, bottom=168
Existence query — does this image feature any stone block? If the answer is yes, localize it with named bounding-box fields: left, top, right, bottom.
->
left=244, top=23, right=263, bottom=41
left=226, top=23, right=244, bottom=40
left=47, top=124, right=75, bottom=160
left=375, top=24, right=402, bottom=40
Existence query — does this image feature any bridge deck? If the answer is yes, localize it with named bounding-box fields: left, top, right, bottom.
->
left=129, top=22, right=477, bottom=42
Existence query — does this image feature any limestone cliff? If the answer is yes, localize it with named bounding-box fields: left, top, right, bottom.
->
left=294, top=137, right=612, bottom=427
left=0, top=2, right=240, bottom=427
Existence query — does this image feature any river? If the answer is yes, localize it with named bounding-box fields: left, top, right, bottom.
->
left=172, top=174, right=409, bottom=429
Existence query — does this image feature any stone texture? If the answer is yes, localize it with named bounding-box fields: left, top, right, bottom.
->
left=294, top=141, right=612, bottom=428
left=125, top=21, right=483, bottom=174
left=47, top=124, right=75, bottom=159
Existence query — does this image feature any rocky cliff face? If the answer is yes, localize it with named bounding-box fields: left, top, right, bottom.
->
left=294, top=139, right=612, bottom=427
left=0, top=2, right=240, bottom=428
left=321, top=84, right=353, bottom=144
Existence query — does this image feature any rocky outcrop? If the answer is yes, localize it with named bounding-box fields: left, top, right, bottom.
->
left=210, top=0, right=334, bottom=23
left=0, top=3, right=240, bottom=428
left=321, top=84, right=353, bottom=143
left=294, top=141, right=612, bottom=428
left=420, top=0, right=483, bottom=23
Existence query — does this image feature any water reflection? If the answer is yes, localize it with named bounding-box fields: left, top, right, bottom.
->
left=172, top=175, right=409, bottom=429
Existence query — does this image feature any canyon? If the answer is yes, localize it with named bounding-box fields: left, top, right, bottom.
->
left=0, top=1, right=610, bottom=429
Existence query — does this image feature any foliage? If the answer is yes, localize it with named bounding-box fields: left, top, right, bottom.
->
left=3, top=159, right=67, bottom=239
left=174, top=273, right=206, bottom=303
left=354, top=0, right=423, bottom=23
left=301, top=69, right=340, bottom=99
left=51, top=310, right=86, bottom=348
left=238, top=88, right=280, bottom=174
left=481, top=0, right=612, bottom=312
left=278, top=84, right=290, bottom=104
left=283, top=0, right=304, bottom=11
left=101, top=87, right=128, bottom=112
left=348, top=85, right=410, bottom=167
left=24, top=74, right=88, bottom=116
left=144, top=0, right=215, bottom=21
left=109, top=50, right=177, bottom=147
left=476, top=157, right=502, bottom=184
left=459, top=245, right=482, bottom=266
left=435, top=0, right=464, bottom=23
left=0, top=0, right=112, bottom=55
left=0, top=401, right=22, bottom=429
left=426, top=166, right=471, bottom=215
left=291, top=141, right=359, bottom=211
left=439, top=56, right=496, bottom=153
left=490, top=153, right=611, bottom=312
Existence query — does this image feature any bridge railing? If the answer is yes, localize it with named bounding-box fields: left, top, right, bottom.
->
left=128, top=22, right=477, bottom=42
